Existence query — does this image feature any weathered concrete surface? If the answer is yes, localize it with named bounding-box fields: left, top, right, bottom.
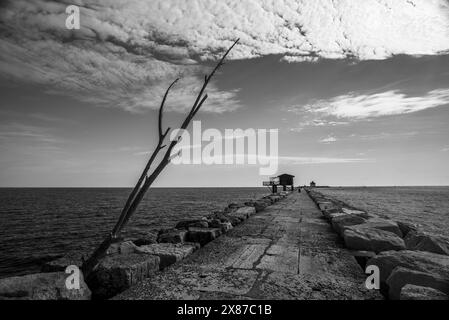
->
left=115, top=192, right=382, bottom=300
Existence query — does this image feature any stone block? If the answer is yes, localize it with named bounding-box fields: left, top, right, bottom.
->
left=88, top=253, right=160, bottom=299
left=137, top=243, right=196, bottom=269
left=0, top=271, right=91, bottom=300
left=186, top=227, right=222, bottom=246
left=343, top=227, right=406, bottom=253
left=157, top=228, right=188, bottom=244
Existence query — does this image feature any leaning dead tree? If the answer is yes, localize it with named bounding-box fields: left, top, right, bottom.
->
left=81, top=39, right=239, bottom=278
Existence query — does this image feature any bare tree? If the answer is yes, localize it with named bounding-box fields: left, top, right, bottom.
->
left=81, top=39, right=239, bottom=278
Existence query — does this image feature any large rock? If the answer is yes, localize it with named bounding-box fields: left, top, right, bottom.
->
left=186, top=227, right=222, bottom=246
left=132, top=231, right=158, bottom=246
left=321, top=208, right=342, bottom=219
left=0, top=271, right=91, bottom=300
left=331, top=214, right=367, bottom=236
left=137, top=243, right=197, bottom=269
left=106, top=240, right=139, bottom=255
left=42, top=252, right=86, bottom=272
left=404, top=231, right=449, bottom=255
left=175, top=219, right=209, bottom=229
left=326, top=212, right=348, bottom=221
left=318, top=202, right=335, bottom=211
left=356, top=218, right=403, bottom=238
left=386, top=266, right=449, bottom=300
left=209, top=219, right=233, bottom=233
left=207, top=211, right=231, bottom=223
left=341, top=207, right=370, bottom=217
left=268, top=195, right=281, bottom=203
left=244, top=200, right=269, bottom=212
left=366, top=250, right=449, bottom=291
left=396, top=221, right=418, bottom=237
left=343, top=226, right=406, bottom=253
left=227, top=206, right=255, bottom=222
left=228, top=202, right=246, bottom=209
left=400, top=284, right=449, bottom=300
left=235, top=206, right=256, bottom=216
left=157, top=228, right=187, bottom=244
left=349, top=250, right=377, bottom=270
left=88, top=253, right=160, bottom=299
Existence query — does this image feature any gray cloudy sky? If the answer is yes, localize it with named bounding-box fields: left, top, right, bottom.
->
left=1, top=0, right=449, bottom=187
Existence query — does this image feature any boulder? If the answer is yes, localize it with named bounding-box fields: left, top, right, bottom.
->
left=366, top=250, right=449, bottom=291
left=244, top=200, right=268, bottom=212
left=186, top=227, right=222, bottom=246
left=157, top=228, right=187, bottom=244
left=262, top=196, right=275, bottom=204
left=341, top=208, right=369, bottom=217
left=400, top=284, right=449, bottom=300
left=88, top=253, right=160, bottom=299
left=132, top=232, right=158, bottom=246
left=349, top=250, right=377, bottom=270
left=227, top=215, right=243, bottom=226
left=321, top=208, right=342, bottom=219
left=331, top=214, right=367, bottom=236
left=42, top=252, right=86, bottom=272
left=228, top=202, right=245, bottom=209
left=326, top=212, right=347, bottom=221
left=318, top=202, right=335, bottom=211
left=0, top=271, right=91, bottom=300
left=106, top=240, right=139, bottom=255
left=235, top=206, right=256, bottom=216
left=175, top=219, right=209, bottom=229
left=219, top=221, right=233, bottom=233
left=396, top=221, right=418, bottom=237
left=269, top=195, right=281, bottom=203
left=387, top=266, right=449, bottom=300
left=356, top=218, right=403, bottom=238
left=209, top=219, right=233, bottom=233
left=137, top=243, right=197, bottom=269
left=228, top=206, right=255, bottom=221
left=343, top=227, right=406, bottom=253
left=404, top=231, right=449, bottom=255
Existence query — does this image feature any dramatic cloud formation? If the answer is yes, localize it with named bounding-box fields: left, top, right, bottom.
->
left=304, top=89, right=449, bottom=119
left=0, top=0, right=448, bottom=113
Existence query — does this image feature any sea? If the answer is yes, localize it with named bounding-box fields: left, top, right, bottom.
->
left=1, top=186, right=448, bottom=279
left=0, top=187, right=268, bottom=279
left=316, top=186, right=449, bottom=239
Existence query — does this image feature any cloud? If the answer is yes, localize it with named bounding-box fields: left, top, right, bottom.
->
left=303, top=89, right=449, bottom=119
left=319, top=135, right=337, bottom=143
left=0, top=122, right=67, bottom=149
left=1, top=0, right=449, bottom=113
left=277, top=155, right=371, bottom=164
left=288, top=118, right=349, bottom=132
left=349, top=131, right=418, bottom=140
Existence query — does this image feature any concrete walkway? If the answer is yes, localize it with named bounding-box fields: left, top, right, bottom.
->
left=117, top=192, right=382, bottom=299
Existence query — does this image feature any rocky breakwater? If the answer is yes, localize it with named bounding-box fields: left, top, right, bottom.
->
left=307, top=189, right=449, bottom=300
left=0, top=191, right=291, bottom=300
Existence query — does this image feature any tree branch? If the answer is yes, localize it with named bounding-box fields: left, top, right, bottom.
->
left=81, top=39, right=239, bottom=277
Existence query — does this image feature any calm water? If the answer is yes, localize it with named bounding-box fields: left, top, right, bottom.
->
left=0, top=187, right=268, bottom=278
left=317, top=187, right=449, bottom=239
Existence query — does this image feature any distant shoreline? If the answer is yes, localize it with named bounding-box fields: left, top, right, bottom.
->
left=1, top=185, right=449, bottom=189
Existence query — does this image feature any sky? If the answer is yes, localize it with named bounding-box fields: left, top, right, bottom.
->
left=0, top=0, right=449, bottom=187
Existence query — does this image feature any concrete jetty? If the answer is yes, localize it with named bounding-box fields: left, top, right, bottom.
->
left=116, top=191, right=381, bottom=300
